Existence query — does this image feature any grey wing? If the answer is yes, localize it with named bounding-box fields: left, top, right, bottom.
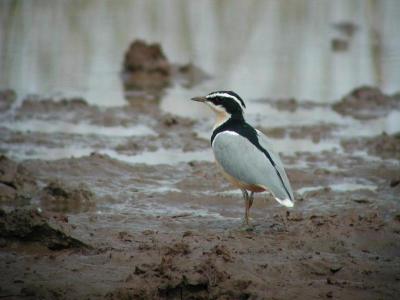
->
left=212, top=131, right=294, bottom=207
left=256, top=130, right=294, bottom=203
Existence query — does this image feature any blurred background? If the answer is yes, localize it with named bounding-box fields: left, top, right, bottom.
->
left=1, top=0, right=399, bottom=107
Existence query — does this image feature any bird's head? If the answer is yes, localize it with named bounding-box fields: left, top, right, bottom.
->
left=191, top=91, right=246, bottom=118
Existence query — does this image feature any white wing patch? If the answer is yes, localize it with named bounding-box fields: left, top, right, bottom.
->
left=211, top=131, right=238, bottom=147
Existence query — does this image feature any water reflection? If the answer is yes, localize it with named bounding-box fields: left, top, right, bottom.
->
left=1, top=0, right=399, bottom=107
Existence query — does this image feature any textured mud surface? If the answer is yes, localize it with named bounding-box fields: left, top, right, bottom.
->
left=0, top=86, right=399, bottom=299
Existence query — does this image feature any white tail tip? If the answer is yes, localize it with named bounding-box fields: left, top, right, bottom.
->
left=275, top=197, right=294, bottom=208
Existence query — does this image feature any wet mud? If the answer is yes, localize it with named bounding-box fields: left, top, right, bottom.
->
left=0, top=85, right=399, bottom=299
left=0, top=208, right=88, bottom=250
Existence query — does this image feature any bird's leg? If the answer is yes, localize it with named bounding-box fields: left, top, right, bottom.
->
left=241, top=189, right=249, bottom=225
left=249, top=191, right=254, bottom=208
left=240, top=189, right=253, bottom=231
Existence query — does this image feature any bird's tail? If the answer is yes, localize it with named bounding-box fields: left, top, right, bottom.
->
left=261, top=184, right=295, bottom=208
left=274, top=196, right=294, bottom=208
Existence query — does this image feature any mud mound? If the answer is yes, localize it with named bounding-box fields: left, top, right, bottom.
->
left=122, top=39, right=209, bottom=101
left=341, top=132, right=400, bottom=160
left=40, top=181, right=95, bottom=213
left=332, top=86, right=400, bottom=119
left=122, top=40, right=171, bottom=93
left=0, top=155, right=37, bottom=202
left=0, top=208, right=88, bottom=250
left=0, top=89, right=16, bottom=112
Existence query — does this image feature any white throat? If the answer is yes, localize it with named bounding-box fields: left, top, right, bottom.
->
left=213, top=111, right=231, bottom=130
left=204, top=101, right=232, bottom=130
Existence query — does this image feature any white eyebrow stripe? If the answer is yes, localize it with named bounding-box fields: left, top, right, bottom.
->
left=206, top=92, right=245, bottom=110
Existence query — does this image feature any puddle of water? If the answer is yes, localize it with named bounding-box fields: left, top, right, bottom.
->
left=3, top=144, right=214, bottom=165
left=296, top=186, right=326, bottom=195
left=100, top=148, right=213, bottom=165
left=160, top=85, right=213, bottom=119
left=330, top=183, right=377, bottom=192
left=385, top=111, right=400, bottom=134
left=3, top=145, right=94, bottom=161
left=1, top=1, right=399, bottom=106
left=1, top=119, right=156, bottom=137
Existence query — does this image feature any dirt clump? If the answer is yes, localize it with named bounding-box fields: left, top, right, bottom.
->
left=0, top=208, right=88, bottom=250
left=0, top=155, right=37, bottom=202
left=122, top=39, right=209, bottom=101
left=107, top=250, right=252, bottom=300
left=332, top=86, right=400, bottom=119
left=40, top=180, right=95, bottom=213
left=122, top=40, right=171, bottom=94
left=0, top=89, right=16, bottom=112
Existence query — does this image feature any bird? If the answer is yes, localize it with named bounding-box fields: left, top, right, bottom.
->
left=191, top=91, right=294, bottom=228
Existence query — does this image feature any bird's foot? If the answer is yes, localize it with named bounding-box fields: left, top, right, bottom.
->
left=239, top=225, right=254, bottom=232
left=239, top=220, right=254, bottom=232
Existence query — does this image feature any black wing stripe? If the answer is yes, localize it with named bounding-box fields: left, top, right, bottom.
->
left=254, top=138, right=293, bottom=201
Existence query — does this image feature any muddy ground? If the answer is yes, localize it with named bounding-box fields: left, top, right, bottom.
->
left=0, top=85, right=400, bottom=300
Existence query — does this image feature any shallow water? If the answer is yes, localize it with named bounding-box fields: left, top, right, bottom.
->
left=0, top=119, right=156, bottom=137
left=1, top=0, right=400, bottom=106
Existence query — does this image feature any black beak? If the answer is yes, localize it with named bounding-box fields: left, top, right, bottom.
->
left=191, top=96, right=207, bottom=102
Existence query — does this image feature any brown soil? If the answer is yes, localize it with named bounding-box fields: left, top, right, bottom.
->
left=0, top=208, right=88, bottom=250
left=0, top=87, right=399, bottom=299
left=0, top=155, right=37, bottom=203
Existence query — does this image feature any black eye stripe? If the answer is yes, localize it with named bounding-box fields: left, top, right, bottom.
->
left=208, top=96, right=243, bottom=115
left=206, top=91, right=246, bottom=109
